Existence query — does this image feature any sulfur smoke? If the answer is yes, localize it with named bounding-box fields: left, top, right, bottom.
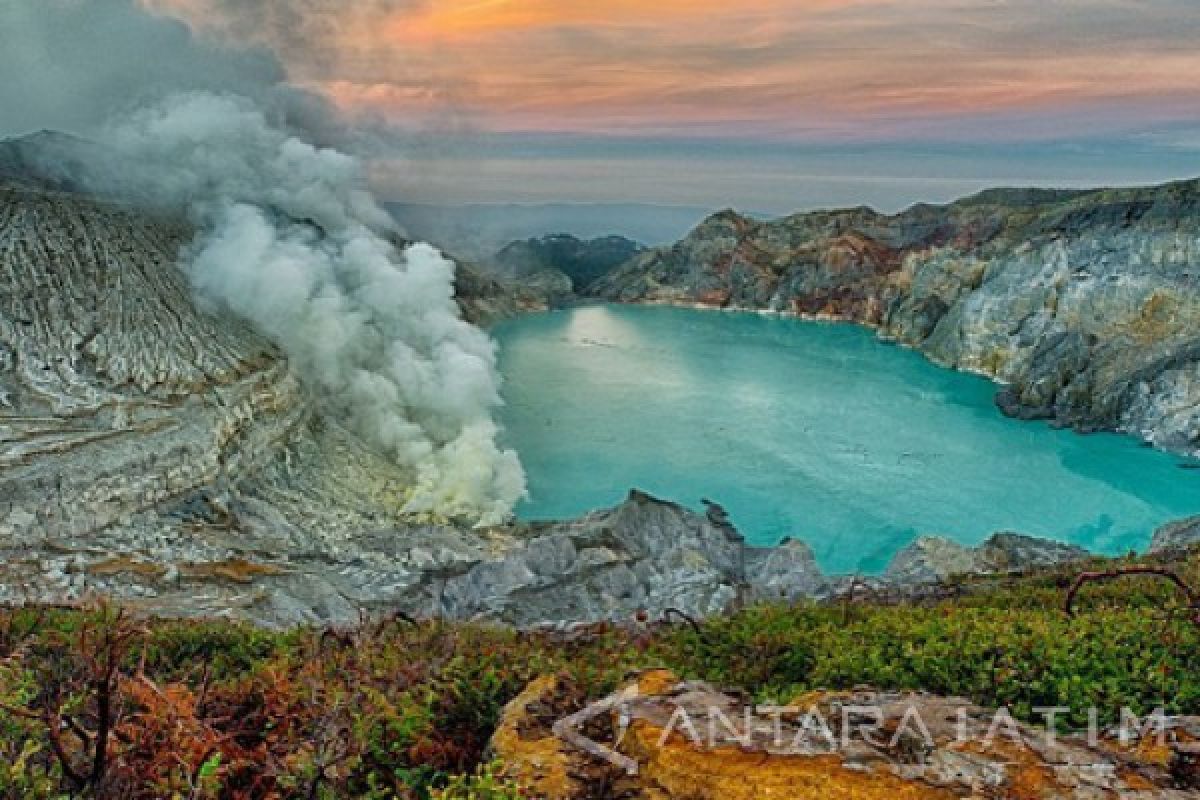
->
left=99, top=92, right=526, bottom=525
left=1, top=1, right=526, bottom=525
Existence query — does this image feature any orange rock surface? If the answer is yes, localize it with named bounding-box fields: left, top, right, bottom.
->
left=492, top=673, right=1200, bottom=799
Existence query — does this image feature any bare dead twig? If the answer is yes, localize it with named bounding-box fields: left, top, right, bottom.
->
left=318, top=628, right=355, bottom=650
left=375, top=609, right=420, bottom=637
left=660, top=608, right=707, bottom=642
left=32, top=604, right=145, bottom=794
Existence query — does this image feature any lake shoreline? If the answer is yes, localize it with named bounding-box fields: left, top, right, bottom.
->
left=496, top=304, right=1200, bottom=575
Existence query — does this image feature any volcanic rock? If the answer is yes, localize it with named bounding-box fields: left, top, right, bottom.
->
left=885, top=532, right=1091, bottom=584
left=2, top=131, right=1194, bottom=626
left=493, top=671, right=1200, bottom=798
left=592, top=182, right=1200, bottom=458
left=1149, top=515, right=1200, bottom=554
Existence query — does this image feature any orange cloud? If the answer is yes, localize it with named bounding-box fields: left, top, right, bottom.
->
left=151, top=0, right=1200, bottom=142
left=392, top=0, right=857, bottom=38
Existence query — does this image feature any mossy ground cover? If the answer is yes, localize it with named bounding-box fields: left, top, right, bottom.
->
left=1, top=552, right=1198, bottom=798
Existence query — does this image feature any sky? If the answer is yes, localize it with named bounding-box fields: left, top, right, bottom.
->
left=30, top=1, right=1200, bottom=212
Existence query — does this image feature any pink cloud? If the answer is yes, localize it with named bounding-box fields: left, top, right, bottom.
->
left=151, top=0, right=1200, bottom=142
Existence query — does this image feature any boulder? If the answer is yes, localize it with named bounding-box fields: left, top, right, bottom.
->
left=977, top=531, right=1091, bottom=571
left=883, top=536, right=979, bottom=584
left=745, top=538, right=827, bottom=601
left=495, top=672, right=1200, bottom=798
left=1150, top=515, right=1200, bottom=554
left=488, top=674, right=585, bottom=799
left=885, top=532, right=1089, bottom=585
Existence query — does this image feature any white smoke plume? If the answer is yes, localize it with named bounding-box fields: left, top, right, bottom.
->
left=95, top=91, right=525, bottom=525
left=2, top=1, right=526, bottom=523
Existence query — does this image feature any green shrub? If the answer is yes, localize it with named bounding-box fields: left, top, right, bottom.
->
left=430, top=762, right=525, bottom=800
left=1, top=554, right=1197, bottom=797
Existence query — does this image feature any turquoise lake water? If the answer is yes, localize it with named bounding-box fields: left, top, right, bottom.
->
left=493, top=305, right=1200, bottom=574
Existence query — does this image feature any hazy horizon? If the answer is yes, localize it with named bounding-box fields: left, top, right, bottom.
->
left=155, top=0, right=1200, bottom=213
left=4, top=1, right=1200, bottom=214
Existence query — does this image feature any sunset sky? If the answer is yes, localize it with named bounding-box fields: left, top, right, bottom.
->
left=151, top=0, right=1200, bottom=211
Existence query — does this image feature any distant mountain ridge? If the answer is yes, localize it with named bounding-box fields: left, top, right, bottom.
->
left=386, top=201, right=710, bottom=261
left=491, top=233, right=644, bottom=293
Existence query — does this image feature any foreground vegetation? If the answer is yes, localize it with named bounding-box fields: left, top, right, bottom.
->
left=1, top=552, right=1198, bottom=798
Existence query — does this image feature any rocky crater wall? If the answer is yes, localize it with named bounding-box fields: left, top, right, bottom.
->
left=3, top=166, right=1200, bottom=627
left=592, top=181, right=1200, bottom=456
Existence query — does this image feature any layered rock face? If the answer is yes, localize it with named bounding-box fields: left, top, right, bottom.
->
left=592, top=181, right=1200, bottom=455
left=0, top=178, right=403, bottom=621
left=0, top=181, right=306, bottom=549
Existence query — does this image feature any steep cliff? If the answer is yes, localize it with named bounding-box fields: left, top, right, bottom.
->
left=592, top=181, right=1200, bottom=454
left=0, top=180, right=306, bottom=546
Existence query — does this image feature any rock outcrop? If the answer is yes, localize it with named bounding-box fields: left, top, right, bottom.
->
left=426, top=489, right=747, bottom=627
left=0, top=179, right=306, bottom=552
left=451, top=258, right=551, bottom=325
left=592, top=181, right=1200, bottom=457
left=493, top=670, right=1200, bottom=798
left=745, top=537, right=828, bottom=601
left=1150, top=515, right=1200, bottom=554
left=884, top=533, right=1092, bottom=585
